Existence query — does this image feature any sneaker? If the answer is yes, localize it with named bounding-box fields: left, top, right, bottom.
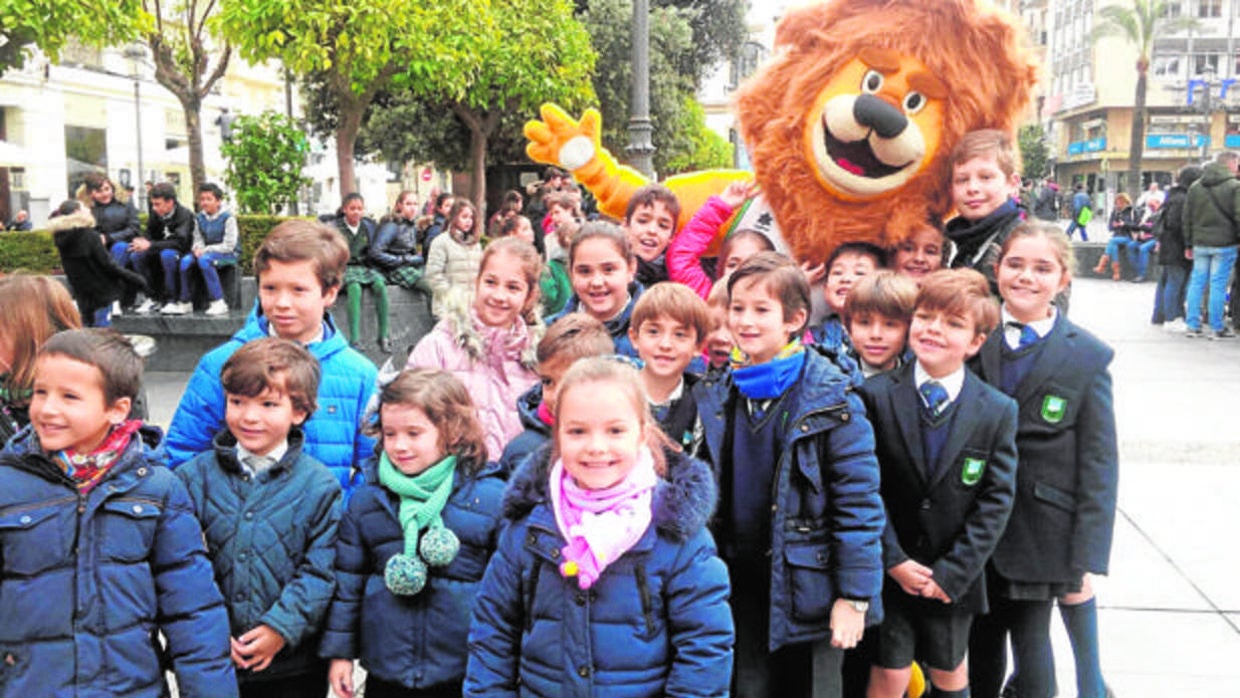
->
left=1185, top=327, right=1205, bottom=338
left=1164, top=318, right=1187, bottom=333
left=111, top=301, right=123, bottom=317
left=133, top=299, right=159, bottom=314
left=204, top=299, right=229, bottom=316
left=161, top=301, right=192, bottom=315
left=1210, top=328, right=1236, bottom=340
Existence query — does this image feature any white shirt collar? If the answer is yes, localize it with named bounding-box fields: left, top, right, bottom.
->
left=236, top=439, right=289, bottom=477
left=648, top=377, right=685, bottom=408
left=914, top=361, right=965, bottom=403
left=1001, top=305, right=1057, bottom=349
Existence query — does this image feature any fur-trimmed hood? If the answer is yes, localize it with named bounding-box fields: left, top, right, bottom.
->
left=47, top=207, right=96, bottom=234
left=501, top=444, right=718, bottom=544
left=436, top=284, right=543, bottom=372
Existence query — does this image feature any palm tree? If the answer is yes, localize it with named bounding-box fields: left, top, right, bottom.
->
left=1092, top=0, right=1196, bottom=195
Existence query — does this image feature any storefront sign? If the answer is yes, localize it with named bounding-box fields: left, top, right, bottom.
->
left=1146, top=133, right=1209, bottom=149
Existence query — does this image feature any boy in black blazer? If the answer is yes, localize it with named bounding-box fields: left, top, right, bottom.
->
left=859, top=268, right=1018, bottom=698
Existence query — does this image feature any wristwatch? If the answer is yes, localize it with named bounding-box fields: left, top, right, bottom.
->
left=844, top=598, right=869, bottom=613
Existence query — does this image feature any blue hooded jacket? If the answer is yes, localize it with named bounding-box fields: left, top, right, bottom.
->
left=165, top=305, right=378, bottom=495
left=466, top=447, right=734, bottom=697
left=320, top=456, right=505, bottom=690
left=0, top=425, right=236, bottom=697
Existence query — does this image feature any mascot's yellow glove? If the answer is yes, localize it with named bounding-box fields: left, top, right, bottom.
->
left=524, top=104, right=750, bottom=244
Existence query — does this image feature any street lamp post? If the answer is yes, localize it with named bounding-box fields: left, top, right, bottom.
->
left=626, top=0, right=656, bottom=178
left=123, top=44, right=146, bottom=210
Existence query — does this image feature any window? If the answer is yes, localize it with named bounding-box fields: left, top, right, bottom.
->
left=1154, top=55, right=1183, bottom=79
left=1193, top=53, right=1221, bottom=75
left=1162, top=2, right=1183, bottom=17
left=64, top=125, right=107, bottom=195
left=1198, top=0, right=1222, bottom=18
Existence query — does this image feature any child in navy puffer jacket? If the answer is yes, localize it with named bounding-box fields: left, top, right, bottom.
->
left=467, top=357, right=733, bottom=697
left=322, top=368, right=505, bottom=698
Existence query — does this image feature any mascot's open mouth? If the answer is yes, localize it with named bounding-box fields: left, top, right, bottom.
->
left=822, top=123, right=910, bottom=179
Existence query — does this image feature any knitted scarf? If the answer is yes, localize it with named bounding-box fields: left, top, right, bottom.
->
left=550, top=447, right=657, bottom=590
left=55, top=420, right=143, bottom=494
left=378, top=453, right=457, bottom=556
left=730, top=339, right=806, bottom=400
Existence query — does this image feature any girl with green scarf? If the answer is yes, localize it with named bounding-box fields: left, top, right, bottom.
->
left=322, top=368, right=506, bottom=698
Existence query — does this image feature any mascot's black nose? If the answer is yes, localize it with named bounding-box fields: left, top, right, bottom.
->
left=854, top=94, right=908, bottom=139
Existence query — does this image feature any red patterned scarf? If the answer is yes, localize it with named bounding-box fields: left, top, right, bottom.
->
left=55, top=420, right=143, bottom=494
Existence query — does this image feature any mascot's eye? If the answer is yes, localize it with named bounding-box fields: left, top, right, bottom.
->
left=903, top=91, right=927, bottom=114
left=861, top=70, right=884, bottom=94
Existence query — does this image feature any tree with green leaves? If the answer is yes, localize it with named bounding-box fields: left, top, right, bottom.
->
left=220, top=111, right=309, bottom=214
left=220, top=0, right=484, bottom=195
left=1018, top=124, right=1050, bottom=180
left=0, top=0, right=144, bottom=75
left=139, top=0, right=231, bottom=197
left=1093, top=0, right=1196, bottom=194
left=420, top=0, right=595, bottom=207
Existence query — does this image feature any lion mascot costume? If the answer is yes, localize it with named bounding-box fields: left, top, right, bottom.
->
left=524, top=0, right=1038, bottom=266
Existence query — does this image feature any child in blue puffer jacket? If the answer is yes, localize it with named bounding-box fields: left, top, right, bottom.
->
left=321, top=368, right=505, bottom=698
left=467, top=357, right=734, bottom=697
left=0, top=329, right=235, bottom=697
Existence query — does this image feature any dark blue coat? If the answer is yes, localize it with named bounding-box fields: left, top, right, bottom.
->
left=859, top=364, right=1018, bottom=613
left=0, top=425, right=235, bottom=697
left=93, top=198, right=141, bottom=245
left=466, top=448, right=734, bottom=697
left=548, top=280, right=646, bottom=359
left=971, top=316, right=1118, bottom=583
left=320, top=457, right=505, bottom=690
left=696, top=347, right=886, bottom=650
left=176, top=428, right=342, bottom=681
left=499, top=382, right=550, bottom=476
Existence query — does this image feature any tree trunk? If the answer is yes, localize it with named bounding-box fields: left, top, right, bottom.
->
left=336, top=105, right=362, bottom=196
left=454, top=105, right=501, bottom=215
left=183, top=97, right=206, bottom=197
left=1128, top=67, right=1147, bottom=196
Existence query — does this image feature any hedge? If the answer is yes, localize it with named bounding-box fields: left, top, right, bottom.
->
left=0, top=215, right=315, bottom=276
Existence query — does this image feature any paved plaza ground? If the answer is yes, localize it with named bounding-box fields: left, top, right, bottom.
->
left=146, top=274, right=1240, bottom=697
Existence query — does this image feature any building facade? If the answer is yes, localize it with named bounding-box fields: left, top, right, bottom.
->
left=1041, top=0, right=1240, bottom=199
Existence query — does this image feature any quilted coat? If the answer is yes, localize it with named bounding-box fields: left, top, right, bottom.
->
left=0, top=425, right=235, bottom=697
left=176, top=427, right=342, bottom=681
left=319, top=457, right=504, bottom=690
left=466, top=447, right=734, bottom=697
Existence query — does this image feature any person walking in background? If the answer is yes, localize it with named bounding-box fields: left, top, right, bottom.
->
left=1065, top=183, right=1091, bottom=241
left=1182, top=150, right=1240, bottom=339
left=1153, top=165, right=1201, bottom=332
left=5, top=209, right=31, bottom=231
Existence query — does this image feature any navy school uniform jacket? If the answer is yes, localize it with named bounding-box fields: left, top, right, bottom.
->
left=695, top=346, right=886, bottom=650
left=971, top=316, right=1118, bottom=584
left=466, top=447, right=733, bottom=697
left=0, top=425, right=236, bottom=697
left=320, top=456, right=505, bottom=690
left=858, top=364, right=1018, bottom=613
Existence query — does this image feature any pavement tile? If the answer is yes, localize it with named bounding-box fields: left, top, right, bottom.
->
left=1091, top=514, right=1212, bottom=612
left=1113, top=462, right=1240, bottom=612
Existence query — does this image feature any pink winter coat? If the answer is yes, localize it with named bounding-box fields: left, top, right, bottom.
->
left=405, top=296, right=541, bottom=460
left=666, top=195, right=735, bottom=300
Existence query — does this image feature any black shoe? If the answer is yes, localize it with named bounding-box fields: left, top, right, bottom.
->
left=378, top=337, right=393, bottom=353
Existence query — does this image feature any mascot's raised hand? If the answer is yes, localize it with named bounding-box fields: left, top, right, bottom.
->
left=524, top=104, right=750, bottom=236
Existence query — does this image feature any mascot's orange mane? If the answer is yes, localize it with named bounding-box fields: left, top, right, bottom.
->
left=735, top=0, right=1038, bottom=264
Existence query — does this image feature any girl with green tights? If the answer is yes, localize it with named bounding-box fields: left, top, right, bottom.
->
left=334, top=193, right=391, bottom=352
